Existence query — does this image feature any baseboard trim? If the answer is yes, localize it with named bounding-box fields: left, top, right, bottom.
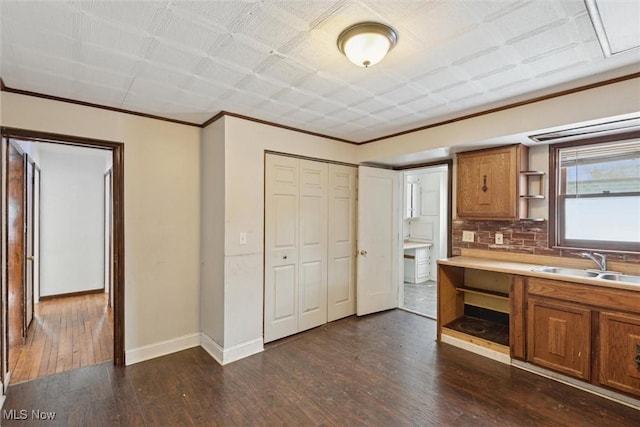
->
left=441, top=333, right=511, bottom=365
left=125, top=333, right=201, bottom=366
left=222, top=337, right=263, bottom=364
left=39, top=288, right=104, bottom=301
left=199, top=333, right=263, bottom=365
left=511, top=360, right=640, bottom=410
left=199, top=332, right=224, bottom=365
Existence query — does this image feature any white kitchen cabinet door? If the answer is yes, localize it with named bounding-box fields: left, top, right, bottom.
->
left=298, top=160, right=328, bottom=332
left=264, top=155, right=299, bottom=342
left=357, top=166, right=401, bottom=316
left=328, top=164, right=357, bottom=322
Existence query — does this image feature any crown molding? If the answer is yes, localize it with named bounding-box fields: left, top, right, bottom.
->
left=0, top=81, right=201, bottom=128
left=2, top=71, right=638, bottom=146
left=358, top=71, right=640, bottom=144
left=201, top=111, right=356, bottom=144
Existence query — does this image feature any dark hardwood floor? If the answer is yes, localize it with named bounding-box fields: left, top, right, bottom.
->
left=2, top=310, right=638, bottom=426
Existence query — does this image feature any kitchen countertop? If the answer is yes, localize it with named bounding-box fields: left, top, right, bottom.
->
left=438, top=255, right=640, bottom=292
left=403, top=241, right=433, bottom=250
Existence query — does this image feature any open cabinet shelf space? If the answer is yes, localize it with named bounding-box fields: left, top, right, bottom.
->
left=443, top=315, right=510, bottom=347
left=455, top=286, right=509, bottom=300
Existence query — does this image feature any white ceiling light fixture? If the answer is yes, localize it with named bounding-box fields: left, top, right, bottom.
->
left=337, top=22, right=398, bottom=68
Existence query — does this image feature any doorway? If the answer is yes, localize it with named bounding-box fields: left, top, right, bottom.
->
left=1, top=128, right=125, bottom=391
left=399, top=163, right=450, bottom=319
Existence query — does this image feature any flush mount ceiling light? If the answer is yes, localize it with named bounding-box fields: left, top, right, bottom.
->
left=337, top=22, right=398, bottom=68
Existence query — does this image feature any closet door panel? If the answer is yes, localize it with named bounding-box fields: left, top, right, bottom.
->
left=298, top=160, right=328, bottom=332
left=264, top=155, right=299, bottom=343
left=328, top=165, right=357, bottom=321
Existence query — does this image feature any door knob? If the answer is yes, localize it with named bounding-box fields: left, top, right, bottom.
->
left=26, top=256, right=34, bottom=261
left=359, top=250, right=367, bottom=255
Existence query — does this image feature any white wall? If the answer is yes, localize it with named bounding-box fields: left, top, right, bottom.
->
left=39, top=143, right=110, bottom=296
left=1, top=92, right=201, bottom=363
left=200, top=120, right=226, bottom=347
left=200, top=116, right=358, bottom=362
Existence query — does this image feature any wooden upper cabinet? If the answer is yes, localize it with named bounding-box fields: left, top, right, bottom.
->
left=456, top=144, right=528, bottom=220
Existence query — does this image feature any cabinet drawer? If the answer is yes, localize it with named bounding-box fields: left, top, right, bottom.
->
left=527, top=277, right=640, bottom=313
left=415, top=248, right=428, bottom=262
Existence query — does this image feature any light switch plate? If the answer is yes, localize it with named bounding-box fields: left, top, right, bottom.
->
left=240, top=232, right=247, bottom=245
left=495, top=233, right=503, bottom=244
left=462, top=231, right=475, bottom=242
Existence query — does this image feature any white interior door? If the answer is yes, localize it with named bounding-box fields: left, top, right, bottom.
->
left=297, top=160, right=328, bottom=332
left=327, top=164, right=357, bottom=321
left=357, top=166, right=401, bottom=316
left=264, top=155, right=299, bottom=342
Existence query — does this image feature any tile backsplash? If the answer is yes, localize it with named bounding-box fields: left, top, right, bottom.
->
left=452, top=219, right=640, bottom=263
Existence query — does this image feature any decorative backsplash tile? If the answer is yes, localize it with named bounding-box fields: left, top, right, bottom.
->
left=452, top=219, right=640, bottom=263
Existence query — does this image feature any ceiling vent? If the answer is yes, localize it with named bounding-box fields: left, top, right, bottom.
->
left=529, top=117, right=640, bottom=143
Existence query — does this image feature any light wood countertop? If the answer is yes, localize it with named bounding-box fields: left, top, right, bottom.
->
left=438, top=254, right=640, bottom=293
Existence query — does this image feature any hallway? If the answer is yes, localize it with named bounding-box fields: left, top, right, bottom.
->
left=9, top=293, right=113, bottom=384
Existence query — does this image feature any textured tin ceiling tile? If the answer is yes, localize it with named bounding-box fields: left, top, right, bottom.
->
left=1, top=0, right=638, bottom=141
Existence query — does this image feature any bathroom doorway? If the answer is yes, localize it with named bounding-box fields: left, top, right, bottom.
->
left=399, top=163, right=450, bottom=319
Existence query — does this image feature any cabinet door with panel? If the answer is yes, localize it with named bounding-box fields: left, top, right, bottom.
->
left=415, top=247, right=430, bottom=282
left=456, top=145, right=527, bottom=220
left=404, top=247, right=430, bottom=283
left=527, top=297, right=591, bottom=380
left=599, top=311, right=640, bottom=397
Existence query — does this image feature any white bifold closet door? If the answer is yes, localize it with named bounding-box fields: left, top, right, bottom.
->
left=264, top=154, right=356, bottom=343
left=327, top=164, right=357, bottom=322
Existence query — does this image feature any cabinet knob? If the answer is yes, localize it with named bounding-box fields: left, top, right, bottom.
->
left=283, top=255, right=287, bottom=260
left=359, top=250, right=367, bottom=256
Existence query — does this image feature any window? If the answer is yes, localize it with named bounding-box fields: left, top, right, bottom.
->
left=551, top=137, right=640, bottom=252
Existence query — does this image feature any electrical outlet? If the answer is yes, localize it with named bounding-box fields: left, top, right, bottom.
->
left=462, top=231, right=475, bottom=242
left=495, top=233, right=504, bottom=245
left=240, top=232, right=247, bottom=245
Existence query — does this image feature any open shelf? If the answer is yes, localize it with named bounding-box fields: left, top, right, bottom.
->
left=443, top=315, right=509, bottom=347
left=455, top=286, right=509, bottom=300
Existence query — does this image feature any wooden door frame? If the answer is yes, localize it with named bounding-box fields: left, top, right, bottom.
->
left=5, top=140, right=27, bottom=358
left=24, top=154, right=35, bottom=333
left=32, top=163, right=41, bottom=307
left=1, top=127, right=125, bottom=367
left=104, top=169, right=113, bottom=308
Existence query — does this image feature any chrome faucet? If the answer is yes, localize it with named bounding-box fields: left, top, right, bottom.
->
left=579, top=252, right=607, bottom=271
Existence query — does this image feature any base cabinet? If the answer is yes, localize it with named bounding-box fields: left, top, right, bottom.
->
left=599, top=311, right=640, bottom=397
left=527, top=297, right=591, bottom=380
left=404, top=247, right=430, bottom=283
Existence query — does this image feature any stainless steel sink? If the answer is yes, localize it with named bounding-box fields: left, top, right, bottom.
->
left=533, top=266, right=640, bottom=284
left=598, top=273, right=640, bottom=284
left=533, top=266, right=599, bottom=278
